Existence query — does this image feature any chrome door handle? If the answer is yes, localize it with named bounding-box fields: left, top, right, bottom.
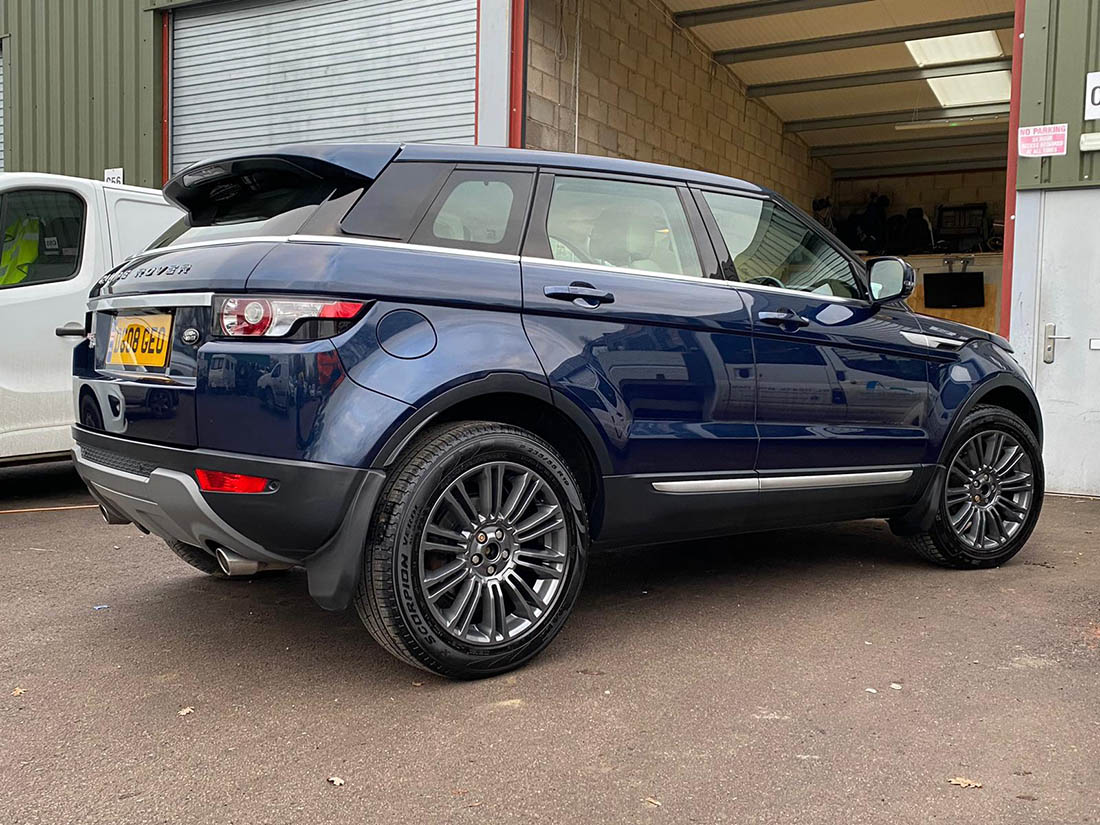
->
left=758, top=310, right=809, bottom=328
left=544, top=282, right=615, bottom=307
left=1043, top=322, right=1070, bottom=364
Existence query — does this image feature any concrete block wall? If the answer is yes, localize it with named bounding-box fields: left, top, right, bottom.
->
left=524, top=0, right=831, bottom=209
left=833, top=170, right=1008, bottom=226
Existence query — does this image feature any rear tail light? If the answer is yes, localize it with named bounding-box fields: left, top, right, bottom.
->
left=217, top=296, right=365, bottom=339
left=195, top=469, right=274, bottom=494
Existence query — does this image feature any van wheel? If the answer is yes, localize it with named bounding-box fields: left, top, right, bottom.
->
left=907, top=405, right=1044, bottom=568
left=356, top=421, right=589, bottom=679
left=163, top=539, right=226, bottom=577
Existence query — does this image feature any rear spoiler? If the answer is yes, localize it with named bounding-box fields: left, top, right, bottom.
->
left=163, top=143, right=401, bottom=218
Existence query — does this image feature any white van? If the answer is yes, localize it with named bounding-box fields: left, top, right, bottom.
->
left=0, top=173, right=182, bottom=464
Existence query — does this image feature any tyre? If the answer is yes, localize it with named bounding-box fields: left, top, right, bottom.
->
left=164, top=538, right=226, bottom=577
left=356, top=421, right=589, bottom=679
left=908, top=405, right=1044, bottom=568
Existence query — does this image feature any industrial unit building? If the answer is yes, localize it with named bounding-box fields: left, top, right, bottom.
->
left=0, top=0, right=1095, bottom=493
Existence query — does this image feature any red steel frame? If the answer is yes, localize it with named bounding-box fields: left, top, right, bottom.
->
left=160, top=11, right=172, bottom=184
left=508, top=0, right=526, bottom=148
left=1000, top=0, right=1026, bottom=338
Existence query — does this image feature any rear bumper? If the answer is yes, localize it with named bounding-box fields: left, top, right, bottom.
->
left=72, top=427, right=385, bottom=610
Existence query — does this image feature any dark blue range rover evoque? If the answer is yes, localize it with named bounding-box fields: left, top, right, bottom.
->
left=72, top=144, right=1044, bottom=678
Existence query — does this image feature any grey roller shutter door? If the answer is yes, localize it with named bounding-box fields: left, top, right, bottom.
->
left=170, top=0, right=477, bottom=173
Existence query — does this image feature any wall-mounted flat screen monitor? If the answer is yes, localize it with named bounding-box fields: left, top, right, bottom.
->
left=923, top=271, right=985, bottom=309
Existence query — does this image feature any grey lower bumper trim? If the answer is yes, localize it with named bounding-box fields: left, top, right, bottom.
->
left=74, top=444, right=287, bottom=564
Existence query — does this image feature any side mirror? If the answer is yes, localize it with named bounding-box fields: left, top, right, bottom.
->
left=867, top=257, right=915, bottom=305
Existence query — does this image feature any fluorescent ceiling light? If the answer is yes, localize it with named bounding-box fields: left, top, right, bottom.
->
left=905, top=31, right=1003, bottom=67
left=894, top=115, right=1008, bottom=131
left=926, top=70, right=1011, bottom=107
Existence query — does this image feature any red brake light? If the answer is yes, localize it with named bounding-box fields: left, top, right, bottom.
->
left=195, top=469, right=272, bottom=494
left=220, top=298, right=273, bottom=336
left=319, top=301, right=364, bottom=319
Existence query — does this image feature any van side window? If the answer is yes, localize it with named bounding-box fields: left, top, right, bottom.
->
left=702, top=191, right=863, bottom=299
left=543, top=177, right=702, bottom=278
left=0, top=189, right=86, bottom=289
left=410, top=169, right=534, bottom=255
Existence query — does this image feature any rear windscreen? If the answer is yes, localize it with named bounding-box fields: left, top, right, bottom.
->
left=153, top=162, right=337, bottom=249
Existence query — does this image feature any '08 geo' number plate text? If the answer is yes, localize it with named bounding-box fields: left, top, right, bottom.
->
left=106, top=313, right=173, bottom=368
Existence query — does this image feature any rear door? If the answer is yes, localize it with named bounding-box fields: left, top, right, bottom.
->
left=696, top=188, right=931, bottom=501
left=520, top=171, right=758, bottom=544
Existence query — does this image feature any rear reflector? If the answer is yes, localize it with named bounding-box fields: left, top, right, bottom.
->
left=195, top=469, right=272, bottom=494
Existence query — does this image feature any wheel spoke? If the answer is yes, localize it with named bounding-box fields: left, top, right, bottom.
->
left=996, top=447, right=1025, bottom=476
left=478, top=466, right=494, bottom=520
left=974, top=509, right=988, bottom=549
left=514, top=504, right=562, bottom=541
left=443, top=490, right=478, bottom=527
left=481, top=581, right=504, bottom=642
left=514, top=558, right=563, bottom=579
left=425, top=523, right=468, bottom=544
left=983, top=432, right=1004, bottom=467
left=427, top=564, right=470, bottom=602
left=502, top=574, right=539, bottom=621
left=445, top=577, right=479, bottom=631
left=1000, top=472, right=1033, bottom=494
left=996, top=496, right=1029, bottom=523
left=945, top=486, right=971, bottom=506
left=951, top=501, right=976, bottom=531
left=500, top=471, right=532, bottom=522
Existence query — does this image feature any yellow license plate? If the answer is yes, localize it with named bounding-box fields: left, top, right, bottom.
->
left=106, top=313, right=173, bottom=368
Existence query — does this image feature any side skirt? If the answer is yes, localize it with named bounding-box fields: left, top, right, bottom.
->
left=597, top=466, right=934, bottom=546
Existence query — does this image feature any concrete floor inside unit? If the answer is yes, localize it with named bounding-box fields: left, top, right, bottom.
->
left=1, top=461, right=1097, bottom=824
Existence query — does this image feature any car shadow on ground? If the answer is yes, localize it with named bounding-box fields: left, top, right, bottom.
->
left=0, top=459, right=90, bottom=509
left=104, top=519, right=927, bottom=686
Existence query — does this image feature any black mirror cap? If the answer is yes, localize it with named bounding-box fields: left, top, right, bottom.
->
left=867, top=256, right=916, bottom=305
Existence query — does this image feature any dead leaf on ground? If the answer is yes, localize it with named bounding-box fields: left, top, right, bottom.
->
left=464, top=801, right=483, bottom=808
left=643, top=796, right=662, bottom=807
left=577, top=668, right=605, bottom=676
left=1017, top=794, right=1038, bottom=801
left=177, top=706, right=194, bottom=717
left=327, top=776, right=345, bottom=786
left=11, top=687, right=25, bottom=696
left=948, top=777, right=982, bottom=789
left=411, top=681, right=424, bottom=687
left=489, top=698, right=524, bottom=709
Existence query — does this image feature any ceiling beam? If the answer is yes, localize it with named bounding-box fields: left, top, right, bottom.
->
left=832, top=157, right=1008, bottom=179
left=810, top=132, right=1009, bottom=158
left=747, top=58, right=1013, bottom=97
left=786, top=103, right=1011, bottom=132
left=673, top=0, right=870, bottom=28
left=715, top=12, right=1015, bottom=63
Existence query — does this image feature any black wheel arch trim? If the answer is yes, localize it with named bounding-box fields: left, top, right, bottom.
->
left=938, top=373, right=1043, bottom=466
left=370, top=373, right=614, bottom=476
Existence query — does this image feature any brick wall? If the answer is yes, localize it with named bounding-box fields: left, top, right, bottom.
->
left=524, top=0, right=831, bottom=209
left=832, top=170, right=1008, bottom=226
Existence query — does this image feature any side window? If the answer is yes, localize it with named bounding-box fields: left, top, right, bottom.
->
left=340, top=162, right=451, bottom=241
left=702, top=191, right=863, bottom=299
left=409, top=169, right=534, bottom=255
left=543, top=177, right=702, bottom=278
left=0, top=189, right=86, bottom=289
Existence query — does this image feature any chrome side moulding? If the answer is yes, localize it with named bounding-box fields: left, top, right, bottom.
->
left=652, top=469, right=914, bottom=494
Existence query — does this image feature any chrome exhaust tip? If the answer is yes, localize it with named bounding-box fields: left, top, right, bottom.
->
left=214, top=547, right=291, bottom=577
left=98, top=504, right=130, bottom=525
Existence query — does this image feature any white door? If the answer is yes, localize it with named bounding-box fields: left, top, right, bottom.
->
left=0, top=182, right=106, bottom=460
left=1029, top=188, right=1100, bottom=495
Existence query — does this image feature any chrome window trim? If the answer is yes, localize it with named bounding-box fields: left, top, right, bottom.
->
left=290, top=234, right=521, bottom=263
left=652, top=469, right=913, bottom=494
left=128, top=235, right=291, bottom=260
left=88, top=291, right=214, bottom=311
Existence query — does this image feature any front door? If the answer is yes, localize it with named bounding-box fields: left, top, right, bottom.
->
left=0, top=185, right=97, bottom=459
left=520, top=172, right=758, bottom=544
left=696, top=189, right=931, bottom=481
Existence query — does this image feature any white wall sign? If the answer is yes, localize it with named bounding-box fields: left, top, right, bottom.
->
left=1018, top=124, right=1069, bottom=158
left=103, top=167, right=124, bottom=185
left=1086, top=71, right=1100, bottom=121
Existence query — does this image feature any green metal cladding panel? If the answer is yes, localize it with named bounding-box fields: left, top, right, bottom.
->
left=0, top=0, right=162, bottom=187
left=1018, top=0, right=1100, bottom=190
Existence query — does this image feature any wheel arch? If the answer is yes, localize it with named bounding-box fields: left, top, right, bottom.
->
left=939, top=374, right=1043, bottom=465
left=370, top=375, right=611, bottom=536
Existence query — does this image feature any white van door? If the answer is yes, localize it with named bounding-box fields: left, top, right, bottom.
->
left=0, top=181, right=106, bottom=461
left=102, top=186, right=182, bottom=261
